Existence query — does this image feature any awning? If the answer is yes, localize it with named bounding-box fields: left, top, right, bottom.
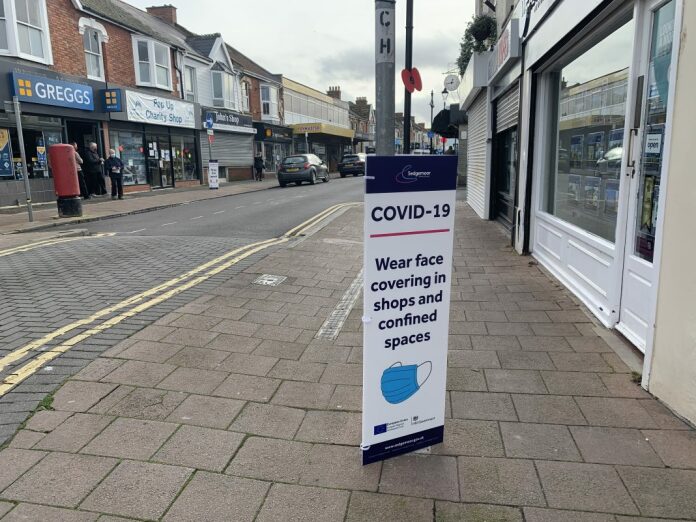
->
left=290, top=122, right=354, bottom=139
left=432, top=109, right=459, bottom=139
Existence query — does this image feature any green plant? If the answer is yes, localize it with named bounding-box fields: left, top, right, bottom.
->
left=457, top=14, right=498, bottom=76
left=631, top=371, right=642, bottom=384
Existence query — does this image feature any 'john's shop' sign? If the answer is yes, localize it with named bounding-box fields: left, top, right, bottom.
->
left=12, top=72, right=94, bottom=111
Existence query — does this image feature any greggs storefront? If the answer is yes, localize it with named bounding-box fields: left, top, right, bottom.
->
left=0, top=61, right=107, bottom=207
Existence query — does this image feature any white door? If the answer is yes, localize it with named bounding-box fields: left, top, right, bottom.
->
left=617, top=0, right=677, bottom=352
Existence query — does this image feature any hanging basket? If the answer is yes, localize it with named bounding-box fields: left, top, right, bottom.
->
left=469, top=15, right=496, bottom=43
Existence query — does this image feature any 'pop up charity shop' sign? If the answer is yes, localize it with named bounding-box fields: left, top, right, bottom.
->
left=361, top=155, right=457, bottom=465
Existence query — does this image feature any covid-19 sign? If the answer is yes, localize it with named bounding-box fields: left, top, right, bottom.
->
left=361, top=155, right=457, bottom=465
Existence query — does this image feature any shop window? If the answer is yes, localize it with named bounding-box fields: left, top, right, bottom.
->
left=109, top=130, right=147, bottom=186
left=184, top=65, right=196, bottom=102
left=172, top=135, right=198, bottom=182
left=542, top=18, right=634, bottom=243
left=83, top=28, right=103, bottom=80
left=0, top=3, right=8, bottom=50
left=212, top=70, right=239, bottom=110
left=133, top=37, right=171, bottom=90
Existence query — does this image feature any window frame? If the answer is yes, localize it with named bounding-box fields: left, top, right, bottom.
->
left=0, top=0, right=52, bottom=64
left=241, top=80, right=250, bottom=112
left=83, top=27, right=104, bottom=81
left=211, top=70, right=239, bottom=110
left=132, top=36, right=172, bottom=91
left=183, top=65, right=197, bottom=102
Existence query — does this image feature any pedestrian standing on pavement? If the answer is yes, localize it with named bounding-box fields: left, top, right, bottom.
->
left=71, top=142, right=90, bottom=200
left=254, top=154, right=265, bottom=181
left=104, top=149, right=124, bottom=200
left=84, top=142, right=106, bottom=196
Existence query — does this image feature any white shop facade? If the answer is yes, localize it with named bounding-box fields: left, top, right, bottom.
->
left=516, top=0, right=684, bottom=402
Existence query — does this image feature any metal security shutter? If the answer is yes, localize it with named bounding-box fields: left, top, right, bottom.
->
left=496, top=83, right=519, bottom=133
left=467, top=92, right=488, bottom=219
left=201, top=133, right=253, bottom=167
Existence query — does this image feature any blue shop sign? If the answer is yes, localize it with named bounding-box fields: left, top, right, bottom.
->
left=103, top=89, right=122, bottom=112
left=11, top=72, right=94, bottom=111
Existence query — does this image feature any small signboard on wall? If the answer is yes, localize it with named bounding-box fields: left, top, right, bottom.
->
left=208, top=160, right=219, bottom=190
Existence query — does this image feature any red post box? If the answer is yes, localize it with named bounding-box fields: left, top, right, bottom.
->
left=48, top=144, right=82, bottom=217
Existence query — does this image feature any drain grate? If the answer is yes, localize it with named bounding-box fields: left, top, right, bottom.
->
left=253, top=274, right=287, bottom=287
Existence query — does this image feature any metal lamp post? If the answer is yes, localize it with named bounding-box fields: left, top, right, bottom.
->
left=429, top=90, right=434, bottom=153
left=441, top=89, right=449, bottom=153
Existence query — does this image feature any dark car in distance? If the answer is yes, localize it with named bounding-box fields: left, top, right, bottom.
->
left=338, top=153, right=366, bottom=177
left=277, top=154, right=330, bottom=187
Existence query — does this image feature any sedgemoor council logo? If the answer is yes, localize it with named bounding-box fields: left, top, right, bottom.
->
left=395, top=165, right=431, bottom=184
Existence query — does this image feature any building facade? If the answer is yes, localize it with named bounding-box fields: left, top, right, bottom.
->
left=283, top=80, right=353, bottom=171
left=458, top=0, right=696, bottom=425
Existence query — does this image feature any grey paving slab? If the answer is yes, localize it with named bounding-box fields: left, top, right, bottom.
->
left=114, top=340, right=184, bottom=363
left=227, top=437, right=312, bottom=483
left=436, top=501, right=523, bottom=522
left=81, top=460, right=192, bottom=521
left=576, top=398, right=659, bottom=429
left=537, top=461, right=639, bottom=515
left=154, top=425, right=244, bottom=472
left=24, top=410, right=72, bottom=432
left=161, top=327, right=220, bottom=347
left=639, top=399, right=692, bottom=430
left=523, top=507, right=615, bottom=521
left=448, top=350, right=500, bottom=368
left=164, top=346, right=229, bottom=370
left=52, top=381, right=118, bottom=412
left=301, top=444, right=381, bottom=491
left=347, top=492, right=433, bottom=522
left=165, top=394, right=244, bottom=429
left=457, top=456, right=545, bottom=506
left=35, top=413, right=114, bottom=453
left=550, top=352, right=615, bottom=373
left=7, top=429, right=44, bottom=449
left=81, top=418, right=177, bottom=460
left=541, top=371, right=611, bottom=396
left=501, top=422, right=582, bottom=461
left=230, top=402, right=305, bottom=439
left=256, top=483, right=349, bottom=522
left=446, top=367, right=488, bottom=391
left=512, top=394, right=587, bottom=425
left=73, top=359, right=125, bottom=382
left=617, top=466, right=696, bottom=519
left=267, top=359, right=326, bottom=382
left=519, top=335, right=573, bottom=352
left=254, top=339, right=308, bottom=360
left=451, top=391, right=517, bottom=421
left=1, top=504, right=99, bottom=522
left=380, top=454, right=459, bottom=501
left=571, top=426, right=664, bottom=467
left=486, top=369, right=548, bottom=394
left=0, top=448, right=47, bottom=491
left=271, top=381, right=335, bottom=409
left=1, top=452, right=117, bottom=508
left=328, top=385, right=362, bottom=412
left=0, top=501, right=13, bottom=519
left=157, top=367, right=229, bottom=395
left=206, top=333, right=262, bottom=354
left=213, top=373, right=280, bottom=402
left=643, top=429, right=696, bottom=469
left=103, top=387, right=186, bottom=421
left=163, top=472, right=269, bottom=522
left=433, top=418, right=504, bottom=457
left=101, top=360, right=176, bottom=387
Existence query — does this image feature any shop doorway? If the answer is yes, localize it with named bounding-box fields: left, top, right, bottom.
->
left=617, top=0, right=676, bottom=352
left=66, top=120, right=100, bottom=156
left=146, top=133, right=173, bottom=188
left=492, top=127, right=517, bottom=232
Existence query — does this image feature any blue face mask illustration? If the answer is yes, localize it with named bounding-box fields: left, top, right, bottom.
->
left=380, top=361, right=432, bottom=404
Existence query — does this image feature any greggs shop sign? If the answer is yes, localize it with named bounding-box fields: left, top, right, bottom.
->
left=11, top=72, right=94, bottom=111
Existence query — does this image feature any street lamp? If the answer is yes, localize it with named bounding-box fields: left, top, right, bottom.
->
left=441, top=89, right=449, bottom=154
left=429, top=90, right=435, bottom=153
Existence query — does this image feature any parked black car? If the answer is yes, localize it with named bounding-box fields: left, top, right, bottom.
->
left=338, top=153, right=366, bottom=177
left=277, top=154, right=330, bottom=187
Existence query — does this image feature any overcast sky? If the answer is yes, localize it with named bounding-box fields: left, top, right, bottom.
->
left=126, top=0, right=474, bottom=123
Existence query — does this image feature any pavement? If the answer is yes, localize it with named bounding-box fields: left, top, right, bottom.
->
left=0, top=177, right=279, bottom=237
left=0, top=202, right=695, bottom=521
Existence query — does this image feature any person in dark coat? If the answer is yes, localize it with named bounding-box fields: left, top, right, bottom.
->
left=253, top=154, right=265, bottom=181
left=71, top=142, right=90, bottom=200
left=84, top=142, right=105, bottom=196
left=104, top=149, right=124, bottom=200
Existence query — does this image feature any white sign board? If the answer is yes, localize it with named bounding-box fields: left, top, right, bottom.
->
left=361, top=155, right=458, bottom=465
left=645, top=133, right=662, bottom=155
left=208, top=160, right=219, bottom=189
left=126, top=91, right=196, bottom=129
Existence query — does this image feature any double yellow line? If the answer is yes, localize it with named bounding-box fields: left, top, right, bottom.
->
left=0, top=202, right=357, bottom=397
left=0, top=233, right=115, bottom=258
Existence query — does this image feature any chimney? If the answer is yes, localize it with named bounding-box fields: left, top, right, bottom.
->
left=327, top=86, right=342, bottom=100
left=146, top=5, right=177, bottom=25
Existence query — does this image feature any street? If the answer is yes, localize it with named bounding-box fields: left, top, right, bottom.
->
left=0, top=177, right=364, bottom=442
